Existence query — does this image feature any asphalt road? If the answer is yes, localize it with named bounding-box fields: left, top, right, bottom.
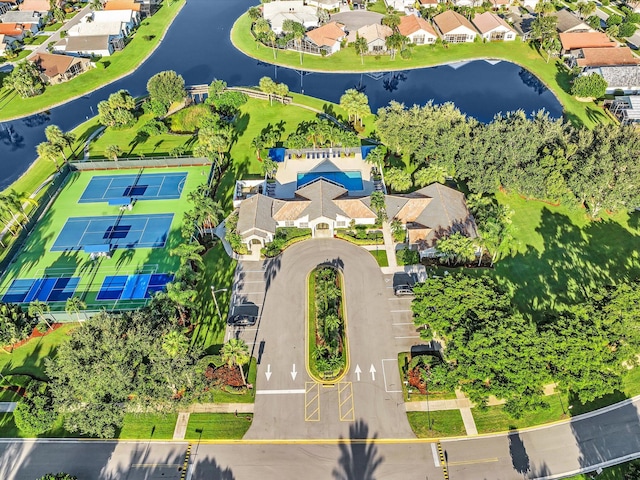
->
left=3, top=396, right=640, bottom=480
left=234, top=239, right=414, bottom=440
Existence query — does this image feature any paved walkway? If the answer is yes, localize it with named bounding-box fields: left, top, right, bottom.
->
left=172, top=403, right=254, bottom=440
left=0, top=402, right=16, bottom=413
left=456, top=389, right=478, bottom=435
left=172, top=412, right=189, bottom=440
left=381, top=221, right=398, bottom=267
left=404, top=391, right=478, bottom=436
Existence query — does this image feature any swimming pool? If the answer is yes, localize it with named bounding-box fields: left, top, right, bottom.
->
left=297, top=171, right=363, bottom=191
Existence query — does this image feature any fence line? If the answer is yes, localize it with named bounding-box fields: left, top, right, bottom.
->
left=71, top=156, right=212, bottom=170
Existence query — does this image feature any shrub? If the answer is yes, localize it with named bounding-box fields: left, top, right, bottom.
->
left=167, top=104, right=217, bottom=133
left=606, top=13, right=623, bottom=26
left=139, top=119, right=168, bottom=136
left=36, top=322, right=48, bottom=334
left=13, top=381, right=58, bottom=435
left=571, top=73, right=608, bottom=98
left=142, top=97, right=169, bottom=117
left=397, top=248, right=420, bottom=266
left=619, top=22, right=637, bottom=37
left=0, top=303, right=37, bottom=347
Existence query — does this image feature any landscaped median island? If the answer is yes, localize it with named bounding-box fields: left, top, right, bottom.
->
left=307, top=265, right=348, bottom=382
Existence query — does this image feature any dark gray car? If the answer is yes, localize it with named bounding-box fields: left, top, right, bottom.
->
left=228, top=314, right=258, bottom=326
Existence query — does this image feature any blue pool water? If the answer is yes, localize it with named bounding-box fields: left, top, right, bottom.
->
left=297, top=171, right=363, bottom=191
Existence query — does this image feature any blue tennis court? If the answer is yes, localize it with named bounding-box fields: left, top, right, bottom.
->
left=2, top=277, right=80, bottom=303
left=96, top=273, right=173, bottom=301
left=51, top=214, right=174, bottom=252
left=78, top=172, right=187, bottom=203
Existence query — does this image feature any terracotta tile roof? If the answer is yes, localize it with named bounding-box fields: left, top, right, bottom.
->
left=472, top=12, right=514, bottom=35
left=559, top=32, right=616, bottom=51
left=104, top=0, right=141, bottom=11
left=0, top=23, right=24, bottom=36
left=433, top=10, right=476, bottom=35
left=357, top=23, right=393, bottom=43
left=306, top=21, right=345, bottom=47
left=19, top=0, right=51, bottom=11
left=577, top=47, right=640, bottom=67
left=398, top=14, right=437, bottom=37
left=29, top=52, right=75, bottom=77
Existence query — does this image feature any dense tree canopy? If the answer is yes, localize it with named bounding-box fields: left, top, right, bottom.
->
left=3, top=61, right=44, bottom=98
left=97, top=90, right=137, bottom=128
left=146, top=70, right=186, bottom=113
left=571, top=73, right=608, bottom=99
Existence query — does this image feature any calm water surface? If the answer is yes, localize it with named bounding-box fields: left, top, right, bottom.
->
left=0, top=0, right=562, bottom=189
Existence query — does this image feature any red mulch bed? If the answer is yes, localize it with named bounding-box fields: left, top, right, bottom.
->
left=205, top=365, right=244, bottom=388
left=2, top=323, right=64, bottom=352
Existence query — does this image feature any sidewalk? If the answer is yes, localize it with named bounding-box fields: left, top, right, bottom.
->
left=381, top=221, right=398, bottom=267
left=172, top=403, right=254, bottom=440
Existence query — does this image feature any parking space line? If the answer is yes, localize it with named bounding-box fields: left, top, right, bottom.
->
left=394, top=335, right=420, bottom=339
left=234, top=303, right=263, bottom=307
left=338, top=382, right=355, bottom=422
left=305, top=382, right=320, bottom=421
left=381, top=359, right=403, bottom=393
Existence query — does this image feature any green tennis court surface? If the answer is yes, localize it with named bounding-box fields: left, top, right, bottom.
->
left=0, top=165, right=209, bottom=309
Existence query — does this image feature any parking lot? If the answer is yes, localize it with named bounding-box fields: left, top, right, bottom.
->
left=224, top=260, right=267, bottom=345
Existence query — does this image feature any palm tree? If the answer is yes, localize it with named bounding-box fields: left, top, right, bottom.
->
left=275, top=82, right=289, bottom=104
left=65, top=296, right=86, bottom=322
left=435, top=232, right=477, bottom=266
left=45, top=125, right=75, bottom=165
left=104, top=144, right=121, bottom=162
left=323, top=313, right=341, bottom=340
left=339, top=89, right=371, bottom=127
left=0, top=192, right=26, bottom=230
left=354, top=34, right=368, bottom=65
left=37, top=141, right=61, bottom=172
left=577, top=1, right=596, bottom=19
left=384, top=167, right=412, bottom=193
left=283, top=20, right=306, bottom=65
left=390, top=218, right=405, bottom=243
left=162, top=329, right=189, bottom=358
left=221, top=338, right=250, bottom=385
left=414, top=164, right=449, bottom=187
left=259, top=76, right=276, bottom=105
left=170, top=242, right=205, bottom=271
left=385, top=33, right=406, bottom=60
left=28, top=300, right=51, bottom=330
left=265, top=30, right=277, bottom=59
left=166, top=281, right=197, bottom=326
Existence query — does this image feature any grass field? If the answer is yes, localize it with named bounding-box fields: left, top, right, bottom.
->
left=0, top=166, right=210, bottom=310
left=369, top=249, right=388, bottom=267
left=185, top=413, right=253, bottom=440
left=0, top=323, right=78, bottom=379
left=231, top=13, right=609, bottom=128
left=0, top=0, right=186, bottom=121
left=407, top=410, right=467, bottom=438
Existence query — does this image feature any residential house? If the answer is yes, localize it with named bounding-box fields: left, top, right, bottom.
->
left=433, top=10, right=477, bottom=43
left=234, top=178, right=477, bottom=255
left=505, top=11, right=535, bottom=41
left=0, top=10, right=42, bottom=26
left=18, top=0, right=51, bottom=13
left=559, top=31, right=616, bottom=54
left=418, top=0, right=440, bottom=8
left=305, top=21, right=345, bottom=54
left=610, top=95, right=640, bottom=124
left=472, top=12, right=516, bottom=41
left=67, top=10, right=139, bottom=39
left=0, top=22, right=38, bottom=40
left=262, top=1, right=318, bottom=35
left=571, top=46, right=640, bottom=69
left=551, top=9, right=593, bottom=33
left=398, top=14, right=438, bottom=45
left=56, top=34, right=118, bottom=57
left=384, top=0, right=414, bottom=12
left=29, top=52, right=91, bottom=84
left=91, top=9, right=140, bottom=34
left=349, top=23, right=393, bottom=52
left=305, top=0, right=341, bottom=11
left=103, top=0, right=141, bottom=13
left=584, top=65, right=640, bottom=94
left=0, top=33, right=18, bottom=54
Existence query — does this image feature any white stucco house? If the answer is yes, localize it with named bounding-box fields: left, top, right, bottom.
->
left=305, top=21, right=346, bottom=54
left=433, top=10, right=477, bottom=43
left=472, top=12, right=516, bottom=41
left=398, top=14, right=438, bottom=44
left=263, top=0, right=319, bottom=34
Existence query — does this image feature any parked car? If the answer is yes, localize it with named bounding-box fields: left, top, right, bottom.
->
left=394, top=285, right=414, bottom=296
left=227, top=314, right=257, bottom=326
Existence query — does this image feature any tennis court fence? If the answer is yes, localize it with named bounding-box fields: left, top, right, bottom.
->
left=72, top=156, right=211, bottom=171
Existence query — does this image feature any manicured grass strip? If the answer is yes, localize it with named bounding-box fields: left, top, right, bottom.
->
left=564, top=461, right=634, bottom=480
left=0, top=323, right=78, bottom=379
left=369, top=249, right=388, bottom=267
left=232, top=13, right=609, bottom=128
left=191, top=243, right=236, bottom=352
left=43, top=22, right=63, bottom=32
left=117, top=413, right=178, bottom=439
left=0, top=0, right=186, bottom=121
left=473, top=396, right=566, bottom=434
left=184, top=413, right=253, bottom=440
left=407, top=410, right=467, bottom=438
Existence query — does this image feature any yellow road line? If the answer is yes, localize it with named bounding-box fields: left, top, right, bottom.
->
left=338, top=382, right=355, bottom=422
left=305, top=382, right=320, bottom=421
left=447, top=457, right=499, bottom=466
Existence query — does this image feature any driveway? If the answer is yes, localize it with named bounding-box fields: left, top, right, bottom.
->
left=232, top=238, right=414, bottom=440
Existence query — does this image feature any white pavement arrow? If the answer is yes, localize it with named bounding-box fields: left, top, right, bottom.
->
left=291, top=364, right=297, bottom=381
left=354, top=364, right=362, bottom=381
left=370, top=364, right=376, bottom=381
left=265, top=364, right=272, bottom=381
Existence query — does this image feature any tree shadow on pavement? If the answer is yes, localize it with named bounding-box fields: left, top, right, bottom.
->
left=332, top=419, right=384, bottom=480
left=509, top=428, right=531, bottom=478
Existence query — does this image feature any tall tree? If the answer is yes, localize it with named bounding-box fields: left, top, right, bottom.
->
left=44, top=125, right=75, bottom=164
left=28, top=300, right=51, bottom=330
left=37, top=141, right=61, bottom=172
left=65, top=297, right=86, bottom=322
left=97, top=90, right=136, bottom=128
left=354, top=34, right=368, bottom=65
left=146, top=70, right=186, bottom=114
left=4, top=61, right=44, bottom=98
left=259, top=76, right=276, bottom=105
left=221, top=338, right=250, bottom=385
left=339, top=89, right=371, bottom=127
left=282, top=19, right=306, bottom=64
left=384, top=167, right=412, bottom=192
left=104, top=144, right=121, bottom=162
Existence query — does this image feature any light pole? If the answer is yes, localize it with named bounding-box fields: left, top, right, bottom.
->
left=210, top=286, right=228, bottom=323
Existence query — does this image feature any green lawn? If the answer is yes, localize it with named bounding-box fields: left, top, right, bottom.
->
left=24, top=35, right=48, bottom=46
left=407, top=410, right=467, bottom=438
left=369, top=249, right=388, bottom=267
left=367, top=0, right=388, bottom=14
left=485, top=191, right=640, bottom=318
left=190, top=244, right=236, bottom=352
left=0, top=166, right=210, bottom=310
left=231, top=13, right=609, bottom=128
left=473, top=396, right=567, bottom=434
left=0, top=323, right=78, bottom=379
left=89, top=113, right=195, bottom=158
left=565, top=460, right=638, bottom=480
left=43, top=22, right=63, bottom=32
left=185, top=413, right=253, bottom=440
left=0, top=0, right=186, bottom=121
left=117, top=412, right=178, bottom=439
